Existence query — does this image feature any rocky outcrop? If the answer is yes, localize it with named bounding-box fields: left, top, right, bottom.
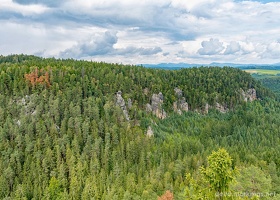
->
left=143, top=88, right=257, bottom=118
left=116, top=91, right=129, bottom=120
left=146, top=92, right=167, bottom=119
left=146, top=103, right=152, bottom=112
left=17, top=94, right=37, bottom=116
left=240, top=88, right=257, bottom=102
left=143, top=88, right=149, bottom=96
left=173, top=88, right=188, bottom=114
left=16, top=120, right=21, bottom=126
left=204, top=103, right=209, bottom=114
left=127, top=98, right=132, bottom=109
left=194, top=104, right=209, bottom=114
left=146, top=126, right=154, bottom=137
left=174, top=87, right=183, bottom=97
left=17, top=95, right=30, bottom=106
left=215, top=102, right=228, bottom=113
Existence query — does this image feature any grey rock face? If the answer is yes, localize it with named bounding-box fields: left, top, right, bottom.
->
left=246, top=88, right=257, bottom=102
left=143, top=88, right=149, bottom=96
left=204, top=103, right=209, bottom=114
left=146, top=126, right=154, bottom=137
left=173, top=88, right=188, bottom=114
left=17, top=94, right=37, bottom=115
left=174, top=87, right=183, bottom=97
left=179, top=98, right=189, bottom=112
left=147, top=92, right=167, bottom=119
left=127, top=98, right=132, bottom=109
left=116, top=91, right=130, bottom=120
left=146, top=103, right=152, bottom=112
left=215, top=102, right=227, bottom=113
left=241, top=88, right=257, bottom=102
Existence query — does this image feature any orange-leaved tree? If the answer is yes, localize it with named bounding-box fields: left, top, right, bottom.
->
left=25, top=68, right=50, bottom=87
left=158, top=190, right=174, bottom=200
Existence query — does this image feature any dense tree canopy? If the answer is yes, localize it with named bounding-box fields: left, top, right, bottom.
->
left=0, top=55, right=279, bottom=199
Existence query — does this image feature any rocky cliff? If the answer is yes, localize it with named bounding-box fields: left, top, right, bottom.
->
left=241, top=88, right=257, bottom=102
left=117, top=87, right=257, bottom=120
left=146, top=126, right=154, bottom=137
left=173, top=87, right=188, bottom=115
left=215, top=102, right=228, bottom=113
left=116, top=91, right=130, bottom=120
left=146, top=92, right=167, bottom=119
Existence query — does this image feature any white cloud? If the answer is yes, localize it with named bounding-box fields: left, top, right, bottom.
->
left=12, top=0, right=62, bottom=7
left=239, top=41, right=256, bottom=54
left=224, top=41, right=241, bottom=55
left=60, top=31, right=118, bottom=58
left=171, top=0, right=218, bottom=11
left=198, top=38, right=224, bottom=55
left=1, top=0, right=49, bottom=15
left=59, top=31, right=162, bottom=59
left=0, top=0, right=280, bottom=64
left=263, top=41, right=280, bottom=59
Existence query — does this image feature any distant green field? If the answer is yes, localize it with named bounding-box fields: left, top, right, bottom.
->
left=244, top=69, right=280, bottom=75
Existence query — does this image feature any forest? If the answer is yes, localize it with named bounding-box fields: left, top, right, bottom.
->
left=0, top=54, right=279, bottom=199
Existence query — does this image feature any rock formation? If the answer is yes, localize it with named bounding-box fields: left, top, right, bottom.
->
left=116, top=91, right=130, bottom=120
left=240, top=88, right=257, bottom=102
left=146, top=92, right=167, bottom=119
left=144, top=88, right=257, bottom=118
left=146, top=103, right=152, bottom=112
left=143, top=88, right=149, bottom=96
left=173, top=88, right=188, bottom=114
left=215, top=102, right=228, bottom=113
left=17, top=94, right=37, bottom=116
left=174, top=87, right=183, bottom=97
left=127, top=98, right=132, bottom=109
left=204, top=103, right=209, bottom=114
left=146, top=126, right=154, bottom=137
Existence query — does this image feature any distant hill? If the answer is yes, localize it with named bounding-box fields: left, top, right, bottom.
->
left=142, top=62, right=280, bottom=70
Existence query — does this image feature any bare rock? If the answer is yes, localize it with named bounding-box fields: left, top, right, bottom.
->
left=127, top=98, right=132, bottom=109
left=174, top=87, right=183, bottom=97
left=17, top=95, right=37, bottom=116
left=149, top=92, right=167, bottom=119
left=31, top=110, right=37, bottom=116
left=146, top=126, right=154, bottom=137
left=146, top=103, right=152, bottom=112
left=173, top=88, right=188, bottom=114
left=116, top=91, right=129, bottom=120
left=16, top=120, right=21, bottom=126
left=177, top=109, right=182, bottom=115
left=216, top=102, right=228, bottom=113
left=116, top=91, right=126, bottom=107
left=143, top=88, right=149, bottom=95
left=240, top=88, right=257, bottom=102
left=246, top=88, right=257, bottom=102
left=204, top=103, right=209, bottom=114
left=179, top=98, right=189, bottom=112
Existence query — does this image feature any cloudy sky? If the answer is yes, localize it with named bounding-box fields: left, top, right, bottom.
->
left=1, top=0, right=280, bottom=64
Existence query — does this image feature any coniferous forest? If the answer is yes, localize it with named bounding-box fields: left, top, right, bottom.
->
left=0, top=55, right=279, bottom=199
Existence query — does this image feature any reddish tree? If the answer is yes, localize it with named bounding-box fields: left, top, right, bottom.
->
left=158, top=190, right=174, bottom=200
left=25, top=68, right=50, bottom=87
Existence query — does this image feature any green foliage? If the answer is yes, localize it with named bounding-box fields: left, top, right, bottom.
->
left=231, top=166, right=272, bottom=199
left=184, top=172, right=214, bottom=199
left=44, top=177, right=64, bottom=200
left=200, top=149, right=236, bottom=194
left=0, top=55, right=279, bottom=199
left=260, top=77, right=280, bottom=100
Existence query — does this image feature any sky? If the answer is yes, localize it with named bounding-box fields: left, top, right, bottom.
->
left=1, top=0, right=280, bottom=64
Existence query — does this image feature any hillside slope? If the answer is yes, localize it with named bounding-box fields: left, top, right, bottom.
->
left=0, top=55, right=279, bottom=199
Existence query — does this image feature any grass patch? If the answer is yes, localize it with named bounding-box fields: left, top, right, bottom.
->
left=244, top=69, right=280, bottom=75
